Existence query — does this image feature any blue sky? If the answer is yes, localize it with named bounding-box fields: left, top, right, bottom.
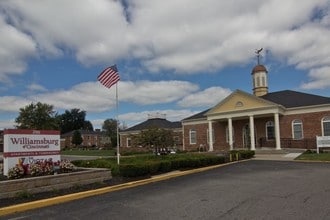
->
left=0, top=0, right=330, bottom=129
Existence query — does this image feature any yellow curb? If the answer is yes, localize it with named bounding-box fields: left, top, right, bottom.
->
left=294, top=159, right=330, bottom=163
left=0, top=161, right=240, bottom=216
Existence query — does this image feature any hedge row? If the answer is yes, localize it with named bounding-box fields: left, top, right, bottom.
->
left=72, top=150, right=255, bottom=178
left=119, top=154, right=226, bottom=177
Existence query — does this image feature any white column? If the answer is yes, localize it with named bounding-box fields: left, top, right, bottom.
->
left=228, top=118, right=233, bottom=150
left=182, top=125, right=185, bottom=151
left=274, top=113, right=281, bottom=150
left=249, top=115, right=256, bottom=150
left=208, top=120, right=214, bottom=152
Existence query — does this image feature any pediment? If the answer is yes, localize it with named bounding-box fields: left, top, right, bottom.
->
left=206, top=90, right=278, bottom=115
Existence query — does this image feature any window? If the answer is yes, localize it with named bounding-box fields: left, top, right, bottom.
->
left=226, top=126, right=235, bottom=143
left=266, top=121, right=275, bottom=140
left=207, top=128, right=215, bottom=144
left=292, top=120, right=303, bottom=139
left=189, top=129, right=196, bottom=144
left=322, top=117, right=330, bottom=136
left=235, top=101, right=243, bottom=107
left=127, top=138, right=131, bottom=147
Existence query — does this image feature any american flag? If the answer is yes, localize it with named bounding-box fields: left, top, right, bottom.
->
left=97, top=65, right=120, bottom=88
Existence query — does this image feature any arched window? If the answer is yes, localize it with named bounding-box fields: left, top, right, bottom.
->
left=322, top=117, right=330, bottom=136
left=266, top=121, right=275, bottom=140
left=292, top=120, right=303, bottom=139
left=189, top=129, right=197, bottom=144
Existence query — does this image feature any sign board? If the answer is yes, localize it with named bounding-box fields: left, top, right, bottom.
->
left=3, top=129, right=60, bottom=176
left=316, top=136, right=330, bottom=154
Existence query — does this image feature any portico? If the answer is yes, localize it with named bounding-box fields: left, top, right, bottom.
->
left=205, top=90, right=284, bottom=151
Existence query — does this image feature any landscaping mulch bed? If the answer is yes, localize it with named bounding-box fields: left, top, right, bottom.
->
left=0, top=175, right=149, bottom=208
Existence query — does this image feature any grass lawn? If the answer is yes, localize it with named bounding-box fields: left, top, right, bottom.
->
left=295, top=152, right=330, bottom=161
left=61, top=149, right=116, bottom=156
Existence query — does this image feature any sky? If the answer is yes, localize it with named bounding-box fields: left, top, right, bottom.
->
left=0, top=0, right=330, bottom=130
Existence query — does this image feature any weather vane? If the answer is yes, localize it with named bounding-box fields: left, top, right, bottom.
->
left=255, top=48, right=263, bottom=65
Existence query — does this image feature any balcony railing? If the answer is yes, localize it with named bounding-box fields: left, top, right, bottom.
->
left=259, top=137, right=316, bottom=149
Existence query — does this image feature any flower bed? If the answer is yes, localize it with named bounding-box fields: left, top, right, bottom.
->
left=0, top=168, right=112, bottom=199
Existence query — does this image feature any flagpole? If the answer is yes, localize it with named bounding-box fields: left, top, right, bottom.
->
left=116, top=82, right=120, bottom=165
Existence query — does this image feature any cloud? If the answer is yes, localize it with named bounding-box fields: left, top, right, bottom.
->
left=26, top=83, right=48, bottom=92
left=0, top=96, right=32, bottom=112
left=178, top=87, right=232, bottom=108
left=1, top=0, right=329, bottom=79
left=0, top=119, right=15, bottom=129
left=120, top=80, right=199, bottom=105
left=300, top=66, right=330, bottom=89
left=118, top=109, right=201, bottom=127
left=0, top=15, right=36, bottom=82
left=0, top=80, right=199, bottom=112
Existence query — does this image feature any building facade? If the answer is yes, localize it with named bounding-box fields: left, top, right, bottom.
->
left=120, top=116, right=182, bottom=149
left=182, top=64, right=330, bottom=151
left=61, top=129, right=111, bottom=149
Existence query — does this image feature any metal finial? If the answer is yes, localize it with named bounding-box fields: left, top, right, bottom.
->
left=255, top=48, right=263, bottom=65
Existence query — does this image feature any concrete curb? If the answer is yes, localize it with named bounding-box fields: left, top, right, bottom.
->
left=0, top=161, right=240, bottom=217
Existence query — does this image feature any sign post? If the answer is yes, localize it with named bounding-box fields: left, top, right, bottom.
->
left=3, top=129, right=60, bottom=176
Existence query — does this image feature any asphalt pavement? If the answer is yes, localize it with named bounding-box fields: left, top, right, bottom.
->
left=1, top=160, right=330, bottom=219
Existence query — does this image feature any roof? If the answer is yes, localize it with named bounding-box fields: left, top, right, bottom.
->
left=252, top=64, right=267, bottom=74
left=182, top=90, right=330, bottom=121
left=181, top=109, right=210, bottom=122
left=61, top=130, right=105, bottom=137
left=122, top=118, right=181, bottom=132
left=261, top=90, right=330, bottom=108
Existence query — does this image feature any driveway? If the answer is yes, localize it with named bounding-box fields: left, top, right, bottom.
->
left=2, top=160, right=330, bottom=220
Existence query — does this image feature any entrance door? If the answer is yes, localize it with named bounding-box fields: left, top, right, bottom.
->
left=243, top=124, right=251, bottom=149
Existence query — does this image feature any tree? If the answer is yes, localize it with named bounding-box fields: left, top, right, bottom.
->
left=132, top=127, right=174, bottom=150
left=59, top=108, right=92, bottom=134
left=71, top=130, right=83, bottom=146
left=15, top=102, right=59, bottom=130
left=83, top=120, right=94, bottom=131
left=102, top=118, right=118, bottom=148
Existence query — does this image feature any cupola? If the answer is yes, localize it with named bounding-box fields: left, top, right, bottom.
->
left=252, top=48, right=268, bottom=96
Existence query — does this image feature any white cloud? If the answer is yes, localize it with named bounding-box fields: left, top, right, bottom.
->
left=26, top=83, right=48, bottom=92
left=0, top=15, right=36, bottom=81
left=0, top=96, right=31, bottom=112
left=0, top=80, right=199, bottom=113
left=118, top=109, right=200, bottom=127
left=120, top=80, right=199, bottom=105
left=1, top=0, right=329, bottom=79
left=301, top=66, right=330, bottom=89
left=0, top=119, right=15, bottom=129
left=178, top=87, right=232, bottom=108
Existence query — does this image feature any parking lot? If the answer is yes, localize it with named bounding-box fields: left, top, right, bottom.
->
left=2, top=160, right=330, bottom=220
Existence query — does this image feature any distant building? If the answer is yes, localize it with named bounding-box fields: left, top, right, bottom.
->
left=61, top=129, right=111, bottom=149
left=181, top=63, right=330, bottom=151
left=0, top=130, right=3, bottom=152
left=119, top=114, right=182, bottom=148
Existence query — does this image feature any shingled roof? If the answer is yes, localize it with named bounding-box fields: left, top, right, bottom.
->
left=182, top=90, right=330, bottom=122
left=122, top=118, right=181, bottom=132
left=181, top=109, right=210, bottom=121
left=261, top=90, right=330, bottom=108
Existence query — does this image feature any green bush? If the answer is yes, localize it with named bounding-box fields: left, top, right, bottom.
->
left=119, top=164, right=150, bottom=177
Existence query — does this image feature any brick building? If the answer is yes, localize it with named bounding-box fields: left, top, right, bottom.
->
left=61, top=129, right=111, bottom=149
left=119, top=114, right=182, bottom=148
left=182, top=64, right=330, bottom=151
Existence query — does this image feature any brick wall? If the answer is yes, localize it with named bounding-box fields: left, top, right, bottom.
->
left=183, top=110, right=330, bottom=151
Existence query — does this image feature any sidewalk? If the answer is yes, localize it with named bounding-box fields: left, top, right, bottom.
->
left=253, top=153, right=302, bottom=161
left=253, top=148, right=304, bottom=161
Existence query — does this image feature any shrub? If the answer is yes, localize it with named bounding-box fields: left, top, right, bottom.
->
left=8, top=164, right=24, bottom=179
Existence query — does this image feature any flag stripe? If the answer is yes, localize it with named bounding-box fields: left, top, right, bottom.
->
left=97, top=65, right=120, bottom=89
